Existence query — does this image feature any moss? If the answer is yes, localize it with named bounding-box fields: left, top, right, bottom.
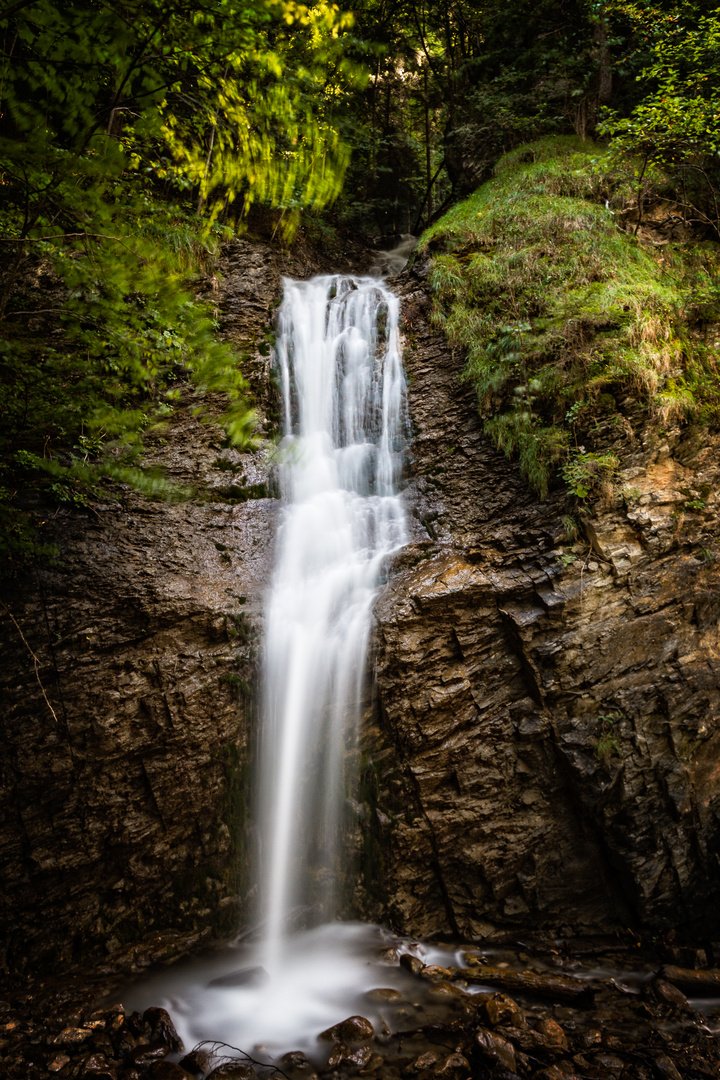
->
left=421, top=136, right=720, bottom=498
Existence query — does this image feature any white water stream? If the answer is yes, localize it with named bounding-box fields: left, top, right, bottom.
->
left=259, top=273, right=408, bottom=974
left=122, top=271, right=414, bottom=1059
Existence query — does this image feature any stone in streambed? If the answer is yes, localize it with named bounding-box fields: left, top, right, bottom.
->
left=648, top=977, right=694, bottom=1011
left=146, top=1063, right=193, bottom=1080
left=358, top=1053, right=384, bottom=1075
left=419, top=965, right=452, bottom=982
left=403, top=1050, right=439, bottom=1074
left=206, top=1063, right=258, bottom=1080
left=53, top=1025, right=94, bottom=1046
left=143, top=1007, right=183, bottom=1053
left=482, top=993, right=525, bottom=1028
left=278, top=1050, right=319, bottom=1080
left=399, top=954, right=424, bottom=977
left=475, top=1028, right=516, bottom=1073
left=47, top=1052, right=71, bottom=1072
left=179, top=1049, right=215, bottom=1076
left=364, top=988, right=404, bottom=1003
left=128, top=1041, right=170, bottom=1067
left=433, top=1053, right=470, bottom=1077
left=376, top=946, right=401, bottom=966
left=426, top=981, right=468, bottom=1004
left=327, top=1043, right=373, bottom=1070
left=318, top=1016, right=374, bottom=1044
left=81, top=1052, right=117, bottom=1077
left=537, top=1018, right=568, bottom=1052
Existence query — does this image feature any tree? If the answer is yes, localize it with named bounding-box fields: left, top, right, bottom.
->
left=0, top=0, right=356, bottom=571
left=599, top=2, right=720, bottom=234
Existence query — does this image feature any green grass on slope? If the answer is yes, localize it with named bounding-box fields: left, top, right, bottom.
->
left=420, top=136, right=720, bottom=499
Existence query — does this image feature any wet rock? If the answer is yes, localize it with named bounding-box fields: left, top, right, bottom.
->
left=128, top=1041, right=169, bottom=1067
left=648, top=977, right=693, bottom=1011
left=48, top=1052, right=71, bottom=1072
left=327, top=1043, right=373, bottom=1070
left=364, top=988, right=404, bottom=1003
left=206, top=1062, right=258, bottom=1080
left=376, top=946, right=401, bottom=966
left=455, top=966, right=593, bottom=1004
left=537, top=1018, right=568, bottom=1052
left=658, top=965, right=720, bottom=995
left=145, top=1063, right=191, bottom=1080
left=535, top=1068, right=578, bottom=1080
left=365, top=261, right=720, bottom=943
left=434, top=1053, right=470, bottom=1077
left=653, top=1055, right=683, bottom=1080
left=358, top=1053, right=384, bottom=1074
left=113, top=1027, right=140, bottom=1057
left=319, top=1016, right=375, bottom=1045
left=53, top=1026, right=94, bottom=1046
left=278, top=1050, right=319, bottom=1080
left=427, top=980, right=467, bottom=1001
left=399, top=955, right=424, bottom=977
left=403, top=1051, right=440, bottom=1075
left=475, top=1027, right=516, bottom=1072
left=91, top=1031, right=116, bottom=1056
left=591, top=1053, right=625, bottom=1075
left=105, top=1008, right=126, bottom=1035
left=143, top=1008, right=183, bottom=1052
left=179, top=1049, right=215, bottom=1075
left=81, top=1053, right=118, bottom=1078
left=419, top=965, right=452, bottom=982
left=482, top=994, right=525, bottom=1028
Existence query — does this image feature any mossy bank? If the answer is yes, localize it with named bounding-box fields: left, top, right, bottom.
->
left=421, top=136, right=720, bottom=502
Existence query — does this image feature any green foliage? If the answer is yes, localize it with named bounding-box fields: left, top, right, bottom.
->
left=0, top=0, right=360, bottom=574
left=600, top=3, right=720, bottom=233
left=593, top=711, right=624, bottom=762
left=421, top=136, right=720, bottom=498
left=562, top=450, right=619, bottom=499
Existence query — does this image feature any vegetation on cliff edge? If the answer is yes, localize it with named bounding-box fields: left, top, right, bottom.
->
left=421, top=136, right=720, bottom=499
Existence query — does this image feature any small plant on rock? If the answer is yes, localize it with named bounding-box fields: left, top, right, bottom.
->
left=593, top=712, right=624, bottom=763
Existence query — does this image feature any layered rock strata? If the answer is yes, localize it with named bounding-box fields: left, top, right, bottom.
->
left=361, top=257, right=720, bottom=941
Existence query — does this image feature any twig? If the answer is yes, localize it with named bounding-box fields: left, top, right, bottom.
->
left=193, top=1041, right=291, bottom=1080
left=0, top=600, right=59, bottom=724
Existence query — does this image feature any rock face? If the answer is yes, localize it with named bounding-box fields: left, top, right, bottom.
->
left=359, top=256, right=720, bottom=941
left=2, top=234, right=720, bottom=973
left=0, top=237, right=330, bottom=972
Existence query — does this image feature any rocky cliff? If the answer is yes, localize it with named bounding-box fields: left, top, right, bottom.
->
left=2, top=232, right=719, bottom=976
left=361, top=256, right=720, bottom=943
left=0, top=238, right=322, bottom=972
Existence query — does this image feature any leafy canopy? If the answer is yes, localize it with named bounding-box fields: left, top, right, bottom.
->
left=0, top=0, right=357, bottom=572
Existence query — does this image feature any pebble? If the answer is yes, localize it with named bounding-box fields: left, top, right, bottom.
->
left=318, top=1015, right=374, bottom=1044
left=399, top=954, right=424, bottom=977
left=475, top=1027, right=516, bottom=1072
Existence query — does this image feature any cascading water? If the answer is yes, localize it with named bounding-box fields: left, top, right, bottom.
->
left=259, top=274, right=407, bottom=975
left=120, top=270, right=428, bottom=1057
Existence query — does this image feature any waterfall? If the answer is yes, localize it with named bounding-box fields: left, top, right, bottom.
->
left=121, top=270, right=416, bottom=1059
left=259, top=274, right=408, bottom=974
